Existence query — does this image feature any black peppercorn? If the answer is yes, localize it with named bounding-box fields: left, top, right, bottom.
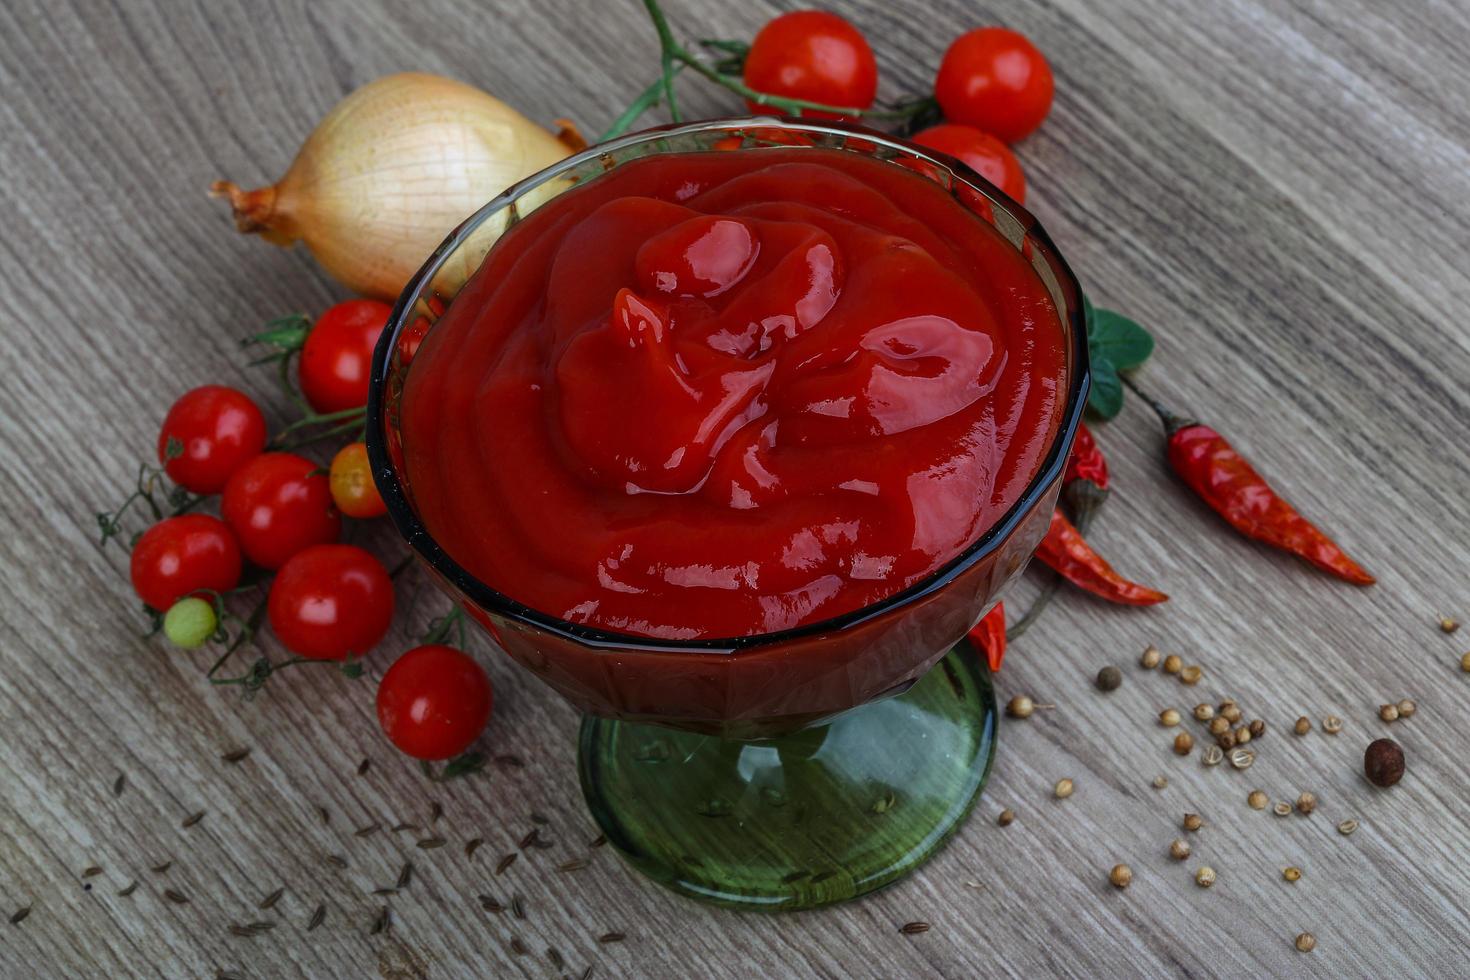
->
left=1364, top=738, right=1405, bottom=787
left=1095, top=665, right=1122, bottom=692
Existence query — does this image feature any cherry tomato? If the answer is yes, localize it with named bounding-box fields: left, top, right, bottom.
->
left=268, top=544, right=394, bottom=661
left=221, top=452, right=341, bottom=569
left=912, top=124, right=1026, bottom=203
left=299, top=299, right=392, bottom=414
left=377, top=645, right=493, bottom=760
left=743, top=10, right=877, bottom=119
left=935, top=28, right=1053, bottom=143
left=130, top=514, right=242, bottom=611
left=157, top=386, right=267, bottom=494
left=329, top=442, right=387, bottom=519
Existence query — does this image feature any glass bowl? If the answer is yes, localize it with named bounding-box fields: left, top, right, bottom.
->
left=367, top=117, right=1089, bottom=910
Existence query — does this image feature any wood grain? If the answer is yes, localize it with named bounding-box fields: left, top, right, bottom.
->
left=2, top=0, right=1468, bottom=976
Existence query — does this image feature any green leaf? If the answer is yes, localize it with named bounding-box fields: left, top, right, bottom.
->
left=1089, top=308, right=1154, bottom=371
left=1088, top=361, right=1124, bottom=419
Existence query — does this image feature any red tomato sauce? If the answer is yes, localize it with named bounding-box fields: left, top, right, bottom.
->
left=401, top=148, right=1066, bottom=639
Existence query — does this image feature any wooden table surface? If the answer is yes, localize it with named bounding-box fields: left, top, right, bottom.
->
left=3, top=0, right=1468, bottom=976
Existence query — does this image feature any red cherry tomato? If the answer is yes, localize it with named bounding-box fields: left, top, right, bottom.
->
left=130, top=514, right=242, bottom=611
left=299, top=300, right=392, bottom=414
left=221, top=452, right=341, bottom=569
left=377, top=645, right=493, bottom=760
left=268, top=544, right=394, bottom=661
left=157, top=386, right=267, bottom=494
left=912, top=124, right=1026, bottom=204
left=935, top=28, right=1054, bottom=143
left=329, top=442, right=387, bottom=519
left=743, top=10, right=877, bottom=119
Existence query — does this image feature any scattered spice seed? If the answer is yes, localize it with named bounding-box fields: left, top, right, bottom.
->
left=1217, top=731, right=1236, bottom=750
left=1169, top=839, right=1191, bottom=861
left=1220, top=704, right=1242, bottom=724
left=1378, top=704, right=1399, bottom=722
left=81, top=866, right=103, bottom=878
left=1006, top=696, right=1035, bottom=718
left=259, top=887, right=284, bottom=910
left=496, top=853, right=518, bottom=875
left=1151, top=776, right=1168, bottom=790
left=1462, top=651, right=1470, bottom=673
left=1054, top=778, right=1075, bottom=799
left=218, top=972, right=245, bottom=980
left=371, top=888, right=398, bottom=897
left=117, top=881, right=138, bottom=897
left=1195, top=866, right=1216, bottom=888
left=1193, top=703, right=1215, bottom=722
left=1295, top=932, right=1317, bottom=953
left=1095, top=666, right=1122, bottom=691
left=598, top=931, right=627, bottom=943
left=163, top=889, right=189, bottom=905
left=307, top=904, right=326, bottom=931
left=227, top=925, right=256, bottom=938
left=396, top=863, right=413, bottom=889
left=1159, top=708, right=1181, bottom=727
left=1296, top=792, right=1317, bottom=815
left=558, top=859, right=590, bottom=872
left=997, top=808, right=1016, bottom=826
left=1294, top=716, right=1311, bottom=735
left=1179, top=665, right=1202, bottom=685
left=518, top=828, right=540, bottom=849
left=1248, top=790, right=1268, bottom=810
left=1201, top=745, right=1223, bottom=767
left=510, top=937, right=528, bottom=955
left=1365, top=738, right=1405, bottom=787
left=1140, top=645, right=1161, bottom=669
left=547, top=948, right=566, bottom=970
left=1337, top=819, right=1359, bottom=835
left=245, top=921, right=275, bottom=934
left=112, top=774, right=126, bottom=797
left=530, top=811, right=550, bottom=826
left=494, top=753, right=525, bottom=768
left=1397, top=698, right=1416, bottom=718
left=1108, top=864, right=1132, bottom=889
left=429, top=801, right=443, bottom=823
left=1173, top=732, right=1194, bottom=756
left=391, top=822, right=418, bottom=833
left=150, top=861, right=172, bottom=874
left=579, top=967, right=594, bottom=980
left=1249, top=719, right=1265, bottom=739
left=589, top=834, right=607, bottom=848
left=221, top=747, right=252, bottom=764
left=181, top=811, right=206, bottom=828
left=1442, top=616, right=1461, bottom=634
left=1322, top=715, right=1343, bottom=734
left=1274, top=801, right=1293, bottom=817
left=353, top=822, right=381, bottom=838
left=1162, top=654, right=1183, bottom=674
left=1233, top=726, right=1252, bottom=745
left=322, top=854, right=348, bottom=870
left=478, top=895, right=504, bottom=913
left=416, top=837, right=448, bottom=850
left=369, top=907, right=390, bottom=935
left=1283, top=866, right=1302, bottom=882
left=1183, top=813, right=1203, bottom=832
left=1230, top=749, right=1255, bottom=770
left=357, top=758, right=371, bottom=776
left=1209, top=717, right=1231, bottom=736
left=465, top=838, right=484, bottom=859
left=511, top=895, right=525, bottom=919
left=316, top=805, right=331, bottom=825
left=9, top=906, right=30, bottom=925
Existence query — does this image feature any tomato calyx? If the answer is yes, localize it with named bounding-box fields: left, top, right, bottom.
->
left=96, top=450, right=204, bottom=548
left=420, top=751, right=488, bottom=783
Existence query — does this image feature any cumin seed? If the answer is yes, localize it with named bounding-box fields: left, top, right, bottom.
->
left=478, top=895, right=504, bottom=913
left=353, top=822, right=381, bottom=838
left=391, top=822, right=419, bottom=833
left=417, top=837, right=447, bottom=850
left=589, top=834, right=607, bottom=849
left=558, top=859, right=589, bottom=873
left=900, top=921, right=931, bottom=935
left=322, top=854, right=347, bottom=870
left=511, top=895, right=525, bottom=920
left=465, top=838, right=484, bottom=859
left=598, top=931, right=625, bottom=944
left=530, top=812, right=550, bottom=826
left=150, top=861, right=172, bottom=874
left=221, top=747, right=251, bottom=764
left=518, top=828, right=540, bottom=849
left=81, top=866, right=103, bottom=878
left=10, top=906, right=31, bottom=925
left=217, top=971, right=245, bottom=980
left=307, top=904, right=326, bottom=931
left=163, top=889, right=189, bottom=905
left=495, top=852, right=518, bottom=875
left=181, top=811, right=206, bottom=828
left=316, top=805, right=331, bottom=825
left=372, top=888, right=397, bottom=897
left=547, top=947, right=566, bottom=969
left=509, top=937, right=528, bottom=955
left=580, top=968, right=594, bottom=980
left=117, top=881, right=137, bottom=897
left=429, top=801, right=443, bottom=823
left=259, top=887, right=284, bottom=910
left=357, top=758, right=371, bottom=776
left=369, top=907, right=389, bottom=935
left=228, top=925, right=254, bottom=938
left=396, top=863, right=413, bottom=889
left=247, top=921, right=274, bottom=934
left=112, top=774, right=126, bottom=797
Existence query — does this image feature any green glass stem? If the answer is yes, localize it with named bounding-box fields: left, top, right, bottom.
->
left=578, top=645, right=996, bottom=910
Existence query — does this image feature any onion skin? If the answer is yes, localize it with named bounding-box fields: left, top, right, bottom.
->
left=212, top=73, right=572, bottom=300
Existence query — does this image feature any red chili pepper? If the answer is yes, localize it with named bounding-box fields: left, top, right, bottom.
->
left=1064, top=422, right=1109, bottom=490
left=1165, top=420, right=1373, bottom=585
left=1035, top=510, right=1168, bottom=605
left=966, top=601, right=1006, bottom=673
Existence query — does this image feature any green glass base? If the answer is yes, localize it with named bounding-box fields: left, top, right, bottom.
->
left=577, top=646, right=995, bottom=910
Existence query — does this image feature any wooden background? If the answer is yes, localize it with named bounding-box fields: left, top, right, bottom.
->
left=2, top=0, right=1467, bottom=976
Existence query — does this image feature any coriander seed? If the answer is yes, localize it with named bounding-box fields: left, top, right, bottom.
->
left=1152, top=776, right=1169, bottom=790
left=1364, top=738, right=1405, bottom=787
left=1295, top=932, right=1316, bottom=953
left=1221, top=704, right=1242, bottom=724
left=1209, top=717, right=1230, bottom=736
left=1169, top=839, right=1191, bottom=860
left=1217, top=731, right=1236, bottom=750
left=1283, top=866, right=1302, bottom=882
left=1096, top=666, right=1122, bottom=692
left=1378, top=704, right=1399, bottom=722
left=1229, top=748, right=1254, bottom=769
left=1294, top=716, right=1311, bottom=735
left=1179, top=665, right=1202, bottom=685
left=1233, top=726, right=1252, bottom=745
left=1249, top=719, right=1265, bottom=739
left=1273, top=801, right=1292, bottom=817
left=1248, top=790, right=1268, bottom=810
left=1441, top=616, right=1460, bottom=634
left=1194, top=703, right=1215, bottom=722
left=1163, top=654, right=1183, bottom=674
left=1337, top=819, right=1358, bottom=835
left=1183, top=813, right=1203, bottom=832
left=1173, top=732, right=1194, bottom=755
left=1109, top=864, right=1132, bottom=889
left=1461, top=651, right=1470, bottom=673
left=1322, top=715, right=1343, bottom=734
left=1397, top=698, right=1416, bottom=718
left=1141, top=645, right=1162, bottom=669
left=1201, top=745, right=1223, bottom=766
left=1296, top=792, right=1317, bottom=814
left=1195, top=866, right=1216, bottom=888
left=1055, top=778, right=1075, bottom=799
left=997, top=808, right=1015, bottom=826
left=1006, top=695, right=1035, bottom=718
left=1159, top=708, right=1182, bottom=727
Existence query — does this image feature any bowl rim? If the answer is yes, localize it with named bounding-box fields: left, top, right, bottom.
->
left=366, top=116, right=1091, bottom=654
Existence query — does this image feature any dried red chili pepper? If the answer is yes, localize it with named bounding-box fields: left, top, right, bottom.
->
left=1064, top=422, right=1109, bottom=490
left=966, top=601, right=1006, bottom=673
left=1034, top=509, right=1168, bottom=605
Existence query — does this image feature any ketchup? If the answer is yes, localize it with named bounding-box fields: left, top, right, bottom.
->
left=401, top=148, right=1065, bottom=640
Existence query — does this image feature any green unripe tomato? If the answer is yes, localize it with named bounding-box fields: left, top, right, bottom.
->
left=164, top=597, right=218, bottom=649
